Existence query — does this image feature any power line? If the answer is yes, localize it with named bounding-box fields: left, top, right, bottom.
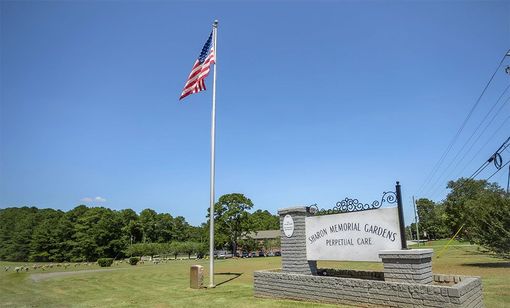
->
left=427, top=98, right=510, bottom=198
left=423, top=136, right=510, bottom=203
left=470, top=161, right=492, bottom=179
left=428, top=113, right=510, bottom=200
left=428, top=137, right=510, bottom=202
left=471, top=138, right=510, bottom=179
left=417, top=50, right=510, bottom=196
left=470, top=136, right=510, bottom=179
left=423, top=87, right=510, bottom=197
left=486, top=160, right=510, bottom=181
left=455, top=114, right=510, bottom=178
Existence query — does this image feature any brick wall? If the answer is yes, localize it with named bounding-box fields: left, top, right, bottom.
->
left=254, top=270, right=483, bottom=307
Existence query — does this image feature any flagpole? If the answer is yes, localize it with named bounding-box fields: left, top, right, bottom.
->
left=208, top=19, right=218, bottom=289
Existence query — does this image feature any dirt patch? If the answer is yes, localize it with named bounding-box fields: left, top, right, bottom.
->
left=31, top=268, right=125, bottom=282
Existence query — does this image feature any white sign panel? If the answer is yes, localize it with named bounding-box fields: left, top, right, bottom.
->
left=283, top=215, right=294, bottom=238
left=305, top=207, right=402, bottom=262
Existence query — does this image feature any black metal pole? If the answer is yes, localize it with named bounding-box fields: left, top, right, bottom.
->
left=396, top=181, right=408, bottom=249
left=506, top=164, right=509, bottom=194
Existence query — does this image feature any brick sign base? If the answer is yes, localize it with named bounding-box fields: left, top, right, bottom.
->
left=253, top=206, right=484, bottom=308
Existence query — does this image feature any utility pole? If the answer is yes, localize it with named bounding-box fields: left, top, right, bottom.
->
left=413, top=196, right=420, bottom=247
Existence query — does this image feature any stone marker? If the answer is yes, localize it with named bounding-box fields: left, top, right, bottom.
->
left=190, top=265, right=204, bottom=289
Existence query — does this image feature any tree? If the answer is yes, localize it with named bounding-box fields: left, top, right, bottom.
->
left=139, top=209, right=158, bottom=243
left=210, top=193, right=254, bottom=254
left=0, top=205, right=197, bottom=262
left=239, top=238, right=260, bottom=253
left=124, top=243, right=159, bottom=257
left=169, top=241, right=184, bottom=259
left=195, top=241, right=207, bottom=258
left=444, top=178, right=490, bottom=236
left=262, top=238, right=280, bottom=253
left=406, top=224, right=416, bottom=240
left=249, top=210, right=279, bottom=230
left=0, top=207, right=38, bottom=261
left=172, top=216, right=190, bottom=242
left=441, top=177, right=509, bottom=258
left=29, top=209, right=64, bottom=262
left=181, top=241, right=201, bottom=259
left=202, top=220, right=229, bottom=250
left=120, top=209, right=142, bottom=244
left=427, top=205, right=450, bottom=240
left=416, top=198, right=435, bottom=239
left=71, top=207, right=125, bottom=261
left=187, top=224, right=207, bottom=243
left=464, top=186, right=510, bottom=258
left=416, top=198, right=449, bottom=240
left=156, top=213, right=174, bottom=242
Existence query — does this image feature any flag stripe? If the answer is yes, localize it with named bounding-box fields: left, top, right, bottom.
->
left=182, top=51, right=215, bottom=88
left=179, top=32, right=215, bottom=100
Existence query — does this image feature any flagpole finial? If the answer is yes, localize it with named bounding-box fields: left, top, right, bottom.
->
left=213, top=20, right=218, bottom=27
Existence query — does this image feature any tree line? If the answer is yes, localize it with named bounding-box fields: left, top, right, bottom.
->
left=409, top=178, right=509, bottom=258
left=0, top=193, right=279, bottom=262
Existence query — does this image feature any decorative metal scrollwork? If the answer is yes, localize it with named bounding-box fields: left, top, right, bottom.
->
left=309, top=190, right=397, bottom=216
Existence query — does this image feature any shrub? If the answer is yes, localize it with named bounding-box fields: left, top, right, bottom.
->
left=97, top=258, right=114, bottom=267
left=129, top=257, right=139, bottom=265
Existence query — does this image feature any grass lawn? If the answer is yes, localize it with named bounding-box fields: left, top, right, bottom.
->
left=0, top=240, right=508, bottom=307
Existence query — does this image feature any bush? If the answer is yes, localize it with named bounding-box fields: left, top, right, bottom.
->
left=97, top=258, right=114, bottom=267
left=129, top=257, right=139, bottom=265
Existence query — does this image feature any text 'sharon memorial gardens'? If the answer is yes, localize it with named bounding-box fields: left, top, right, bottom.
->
left=253, top=182, right=484, bottom=307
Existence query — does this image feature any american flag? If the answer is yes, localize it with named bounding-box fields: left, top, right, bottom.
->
left=179, top=32, right=216, bottom=100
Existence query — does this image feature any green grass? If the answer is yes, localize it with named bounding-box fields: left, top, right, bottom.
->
left=1, top=241, right=509, bottom=307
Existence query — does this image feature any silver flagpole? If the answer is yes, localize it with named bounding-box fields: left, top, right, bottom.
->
left=208, top=19, right=218, bottom=288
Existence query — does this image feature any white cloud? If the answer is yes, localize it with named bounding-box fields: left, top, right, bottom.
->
left=80, top=196, right=107, bottom=203
left=94, top=196, right=106, bottom=203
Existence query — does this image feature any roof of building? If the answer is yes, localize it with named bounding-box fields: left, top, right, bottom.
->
left=247, top=230, right=280, bottom=240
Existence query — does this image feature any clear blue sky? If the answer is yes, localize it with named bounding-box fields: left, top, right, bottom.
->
left=1, top=1, right=509, bottom=226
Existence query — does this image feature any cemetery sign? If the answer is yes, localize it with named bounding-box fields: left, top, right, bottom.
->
left=305, top=207, right=402, bottom=261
